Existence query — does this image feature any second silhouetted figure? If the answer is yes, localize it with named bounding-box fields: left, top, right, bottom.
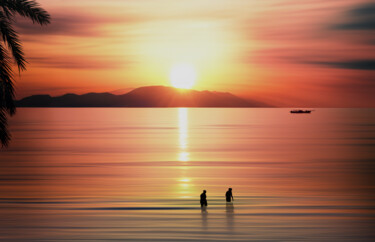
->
left=200, top=190, right=207, bottom=207
left=225, top=188, right=234, bottom=202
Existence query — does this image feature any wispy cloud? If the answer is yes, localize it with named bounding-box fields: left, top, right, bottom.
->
left=333, top=2, right=375, bottom=30
left=247, top=1, right=375, bottom=69
left=307, top=60, right=375, bottom=71
left=28, top=56, right=130, bottom=69
left=15, top=12, right=139, bottom=37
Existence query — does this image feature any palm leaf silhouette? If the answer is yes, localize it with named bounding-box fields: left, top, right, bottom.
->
left=0, top=0, right=50, bottom=147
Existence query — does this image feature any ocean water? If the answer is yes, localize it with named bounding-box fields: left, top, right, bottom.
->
left=0, top=108, right=374, bottom=241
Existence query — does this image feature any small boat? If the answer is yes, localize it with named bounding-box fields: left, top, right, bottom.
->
left=290, top=110, right=312, bottom=114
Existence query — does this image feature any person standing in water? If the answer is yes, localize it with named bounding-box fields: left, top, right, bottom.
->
left=225, top=188, right=234, bottom=202
left=200, top=190, right=207, bottom=207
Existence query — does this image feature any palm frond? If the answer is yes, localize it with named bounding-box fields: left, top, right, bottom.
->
left=0, top=108, right=10, bottom=147
left=0, top=5, right=15, bottom=20
left=0, top=43, right=16, bottom=115
left=0, top=11, right=26, bottom=71
left=0, top=1, right=50, bottom=148
left=1, top=0, right=50, bottom=25
left=0, top=43, right=15, bottom=148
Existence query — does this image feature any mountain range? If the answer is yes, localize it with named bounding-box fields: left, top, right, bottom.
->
left=16, top=86, right=268, bottom=107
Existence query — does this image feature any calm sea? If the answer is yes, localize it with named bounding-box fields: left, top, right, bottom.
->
left=0, top=108, right=374, bottom=241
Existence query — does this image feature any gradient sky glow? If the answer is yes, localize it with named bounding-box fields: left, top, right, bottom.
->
left=14, top=0, right=375, bottom=107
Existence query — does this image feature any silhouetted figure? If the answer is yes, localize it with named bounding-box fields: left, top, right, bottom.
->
left=200, top=190, right=207, bottom=207
left=225, top=188, right=234, bottom=202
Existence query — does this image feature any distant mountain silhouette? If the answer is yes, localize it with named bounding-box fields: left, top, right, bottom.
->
left=16, top=86, right=269, bottom=107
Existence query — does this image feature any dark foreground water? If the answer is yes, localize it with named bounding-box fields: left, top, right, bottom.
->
left=0, top=108, right=374, bottom=241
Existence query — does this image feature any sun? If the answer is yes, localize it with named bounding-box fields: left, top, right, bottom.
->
left=169, top=63, right=196, bottom=89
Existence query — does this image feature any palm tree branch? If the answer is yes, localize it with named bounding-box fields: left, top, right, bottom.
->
left=0, top=5, right=15, bottom=20
left=0, top=1, right=50, bottom=148
left=0, top=108, right=10, bottom=147
left=1, top=0, right=50, bottom=25
left=0, top=43, right=16, bottom=115
left=0, top=11, right=26, bottom=71
left=0, top=43, right=15, bottom=148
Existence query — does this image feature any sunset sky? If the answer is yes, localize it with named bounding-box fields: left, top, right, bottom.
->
left=14, top=0, right=375, bottom=107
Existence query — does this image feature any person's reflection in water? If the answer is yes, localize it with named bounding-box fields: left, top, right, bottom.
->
left=201, top=204, right=208, bottom=229
left=226, top=202, right=235, bottom=231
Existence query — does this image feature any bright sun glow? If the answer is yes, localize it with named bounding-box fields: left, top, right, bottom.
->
left=169, top=63, right=196, bottom=89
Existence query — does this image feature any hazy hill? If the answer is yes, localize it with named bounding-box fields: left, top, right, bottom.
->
left=16, top=86, right=268, bottom=107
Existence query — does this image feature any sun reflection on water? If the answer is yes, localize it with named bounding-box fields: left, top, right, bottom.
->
left=178, top=178, right=191, bottom=182
left=178, top=108, right=189, bottom=161
left=178, top=151, right=189, bottom=162
left=178, top=108, right=188, bottom=150
left=177, top=108, right=193, bottom=197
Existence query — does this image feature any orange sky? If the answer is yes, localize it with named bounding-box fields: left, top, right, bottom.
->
left=13, top=0, right=375, bottom=107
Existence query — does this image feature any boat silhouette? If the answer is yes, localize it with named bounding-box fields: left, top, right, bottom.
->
left=290, top=110, right=312, bottom=114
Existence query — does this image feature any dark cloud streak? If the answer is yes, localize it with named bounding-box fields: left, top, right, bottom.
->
left=333, top=2, right=375, bottom=30
left=15, top=13, right=138, bottom=37
left=350, top=2, right=375, bottom=16
left=307, top=60, right=375, bottom=71
left=28, top=56, right=129, bottom=70
left=334, top=19, right=375, bottom=30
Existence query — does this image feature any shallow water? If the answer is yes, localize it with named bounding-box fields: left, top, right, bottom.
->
left=0, top=108, right=374, bottom=241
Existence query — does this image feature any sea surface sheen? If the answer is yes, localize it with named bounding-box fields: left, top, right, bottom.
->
left=0, top=108, right=374, bottom=241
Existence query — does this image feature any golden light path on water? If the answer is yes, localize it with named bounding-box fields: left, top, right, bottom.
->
left=178, top=107, right=188, bottom=153
left=177, top=108, right=192, bottom=198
